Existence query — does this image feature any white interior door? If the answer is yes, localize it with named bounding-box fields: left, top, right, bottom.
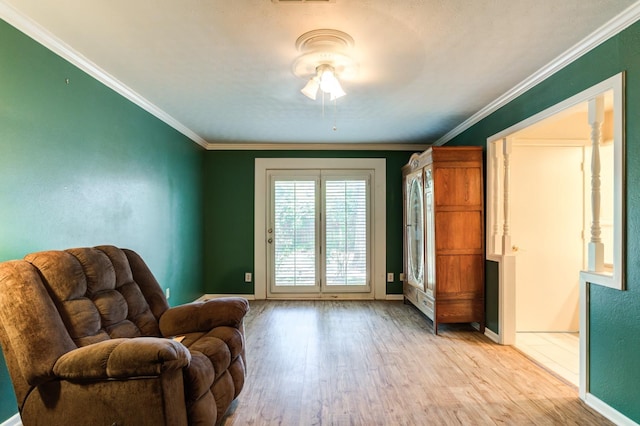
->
left=510, top=145, right=584, bottom=332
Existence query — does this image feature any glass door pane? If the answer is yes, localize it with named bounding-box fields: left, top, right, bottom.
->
left=324, top=178, right=368, bottom=289
left=424, top=167, right=436, bottom=297
left=406, top=172, right=425, bottom=289
left=269, top=173, right=320, bottom=293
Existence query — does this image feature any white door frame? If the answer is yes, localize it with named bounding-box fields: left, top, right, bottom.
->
left=254, top=158, right=387, bottom=300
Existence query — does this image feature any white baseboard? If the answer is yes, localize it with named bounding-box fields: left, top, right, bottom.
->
left=198, top=294, right=404, bottom=302
left=484, top=327, right=500, bottom=343
left=386, top=294, right=404, bottom=301
left=460, top=327, right=638, bottom=425
left=585, top=393, right=639, bottom=426
left=1, top=413, right=21, bottom=426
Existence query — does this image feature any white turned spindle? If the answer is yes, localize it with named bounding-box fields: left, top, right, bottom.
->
left=588, top=96, right=605, bottom=271
left=492, top=143, right=502, bottom=253
left=502, top=138, right=512, bottom=254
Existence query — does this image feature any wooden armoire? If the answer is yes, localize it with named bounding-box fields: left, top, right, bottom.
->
left=402, top=146, right=485, bottom=334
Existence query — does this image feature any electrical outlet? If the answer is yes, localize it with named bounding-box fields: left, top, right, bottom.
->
left=244, top=272, right=252, bottom=283
left=165, top=287, right=171, bottom=300
left=386, top=272, right=394, bottom=282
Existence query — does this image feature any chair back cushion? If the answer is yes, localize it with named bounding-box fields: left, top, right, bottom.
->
left=25, top=246, right=168, bottom=347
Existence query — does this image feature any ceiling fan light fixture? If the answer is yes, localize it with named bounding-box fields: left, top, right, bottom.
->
left=292, top=29, right=356, bottom=102
left=301, top=76, right=320, bottom=100
left=329, top=80, right=346, bottom=101
left=300, top=65, right=347, bottom=101
left=317, top=64, right=346, bottom=100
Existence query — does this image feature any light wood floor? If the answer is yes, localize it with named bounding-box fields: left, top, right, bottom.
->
left=222, top=300, right=610, bottom=425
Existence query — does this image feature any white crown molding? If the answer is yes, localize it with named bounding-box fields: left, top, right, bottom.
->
left=0, top=2, right=421, bottom=153
left=0, top=1, right=209, bottom=149
left=434, top=0, right=640, bottom=147
left=4, top=0, right=639, bottom=151
left=205, top=142, right=430, bottom=151
left=0, top=2, right=426, bottom=153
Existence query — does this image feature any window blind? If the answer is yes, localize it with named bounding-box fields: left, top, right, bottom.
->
left=273, top=180, right=316, bottom=286
left=324, top=179, right=367, bottom=286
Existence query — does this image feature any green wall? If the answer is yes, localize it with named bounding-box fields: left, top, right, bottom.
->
left=484, top=261, right=499, bottom=333
left=202, top=150, right=414, bottom=296
left=0, top=20, right=204, bottom=419
left=3, top=6, right=639, bottom=424
left=447, top=20, right=640, bottom=423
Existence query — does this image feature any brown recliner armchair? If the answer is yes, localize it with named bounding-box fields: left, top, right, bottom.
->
left=0, top=245, right=249, bottom=425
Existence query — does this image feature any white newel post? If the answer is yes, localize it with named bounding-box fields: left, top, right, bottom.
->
left=502, top=138, right=513, bottom=255
left=499, top=137, right=516, bottom=345
left=588, top=96, right=605, bottom=272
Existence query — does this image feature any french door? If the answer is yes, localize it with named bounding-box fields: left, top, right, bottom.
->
left=267, top=169, right=371, bottom=296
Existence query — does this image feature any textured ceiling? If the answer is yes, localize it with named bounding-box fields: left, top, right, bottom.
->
left=1, top=0, right=638, bottom=147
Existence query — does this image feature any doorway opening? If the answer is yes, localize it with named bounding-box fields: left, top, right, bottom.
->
left=507, top=129, right=592, bottom=387
left=485, top=73, right=625, bottom=396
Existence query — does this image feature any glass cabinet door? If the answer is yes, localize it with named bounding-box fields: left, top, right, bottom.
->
left=424, top=167, right=436, bottom=297
left=406, top=172, right=425, bottom=289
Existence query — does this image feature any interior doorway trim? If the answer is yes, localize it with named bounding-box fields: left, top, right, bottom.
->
left=487, top=73, right=625, bottom=291
left=486, top=73, right=625, bottom=401
left=254, top=158, right=386, bottom=300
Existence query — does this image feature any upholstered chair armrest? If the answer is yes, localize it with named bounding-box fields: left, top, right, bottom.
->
left=159, top=297, right=250, bottom=336
left=53, top=337, right=191, bottom=381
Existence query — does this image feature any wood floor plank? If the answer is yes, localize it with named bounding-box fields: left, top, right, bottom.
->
left=222, top=300, right=611, bottom=425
